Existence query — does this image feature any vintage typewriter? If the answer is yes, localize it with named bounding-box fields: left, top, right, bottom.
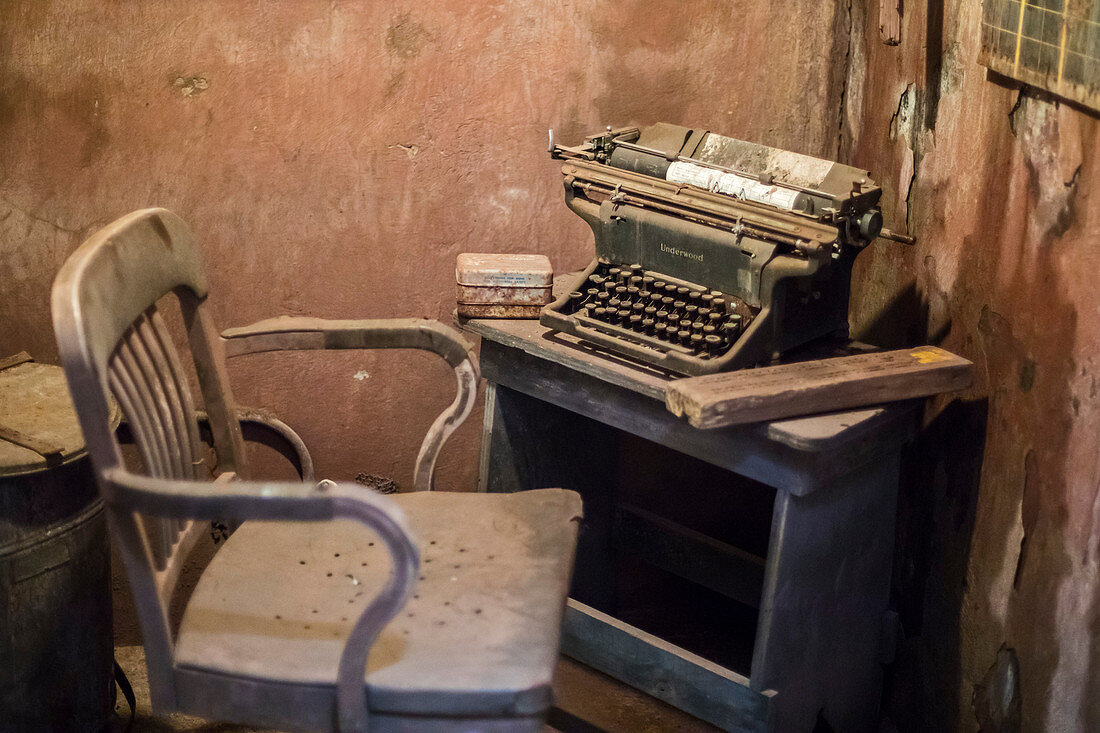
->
left=541, top=123, right=910, bottom=376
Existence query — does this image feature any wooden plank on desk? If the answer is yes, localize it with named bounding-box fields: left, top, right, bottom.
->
left=562, top=599, right=775, bottom=732
left=666, top=346, right=972, bottom=430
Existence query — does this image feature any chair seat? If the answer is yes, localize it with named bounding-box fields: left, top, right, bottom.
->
left=174, top=488, right=582, bottom=728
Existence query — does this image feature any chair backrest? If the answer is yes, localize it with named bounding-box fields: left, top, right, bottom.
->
left=51, top=208, right=248, bottom=704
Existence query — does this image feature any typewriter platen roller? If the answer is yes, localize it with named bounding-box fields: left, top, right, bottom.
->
left=541, top=122, right=909, bottom=376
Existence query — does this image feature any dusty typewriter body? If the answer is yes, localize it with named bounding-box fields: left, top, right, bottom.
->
left=541, top=123, right=890, bottom=376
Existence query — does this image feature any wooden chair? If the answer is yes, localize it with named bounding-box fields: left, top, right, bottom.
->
left=51, top=208, right=582, bottom=732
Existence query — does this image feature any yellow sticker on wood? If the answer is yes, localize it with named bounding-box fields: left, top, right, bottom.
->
left=909, top=348, right=949, bottom=364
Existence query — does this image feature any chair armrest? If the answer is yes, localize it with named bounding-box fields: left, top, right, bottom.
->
left=219, top=317, right=479, bottom=491
left=220, top=316, right=476, bottom=369
left=101, top=467, right=417, bottom=733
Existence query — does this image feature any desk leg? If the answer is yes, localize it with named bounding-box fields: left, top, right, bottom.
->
left=751, top=451, right=901, bottom=733
left=478, top=383, right=619, bottom=611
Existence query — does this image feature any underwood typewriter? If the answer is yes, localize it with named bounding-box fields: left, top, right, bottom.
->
left=541, top=123, right=909, bottom=376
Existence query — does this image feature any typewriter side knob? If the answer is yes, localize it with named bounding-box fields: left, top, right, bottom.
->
left=858, top=209, right=883, bottom=242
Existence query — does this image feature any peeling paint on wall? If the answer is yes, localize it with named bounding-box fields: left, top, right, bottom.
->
left=850, top=0, right=1100, bottom=729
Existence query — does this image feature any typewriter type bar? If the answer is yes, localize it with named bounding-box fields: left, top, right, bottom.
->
left=542, top=123, right=901, bottom=376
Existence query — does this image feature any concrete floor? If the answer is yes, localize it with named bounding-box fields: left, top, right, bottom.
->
left=107, top=645, right=718, bottom=733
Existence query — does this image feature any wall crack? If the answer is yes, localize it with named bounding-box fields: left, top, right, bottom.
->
left=835, top=0, right=854, bottom=160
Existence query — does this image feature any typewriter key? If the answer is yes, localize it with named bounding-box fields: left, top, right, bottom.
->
left=608, top=297, right=621, bottom=309
left=698, top=307, right=711, bottom=317
left=642, top=276, right=655, bottom=289
left=630, top=275, right=643, bottom=287
left=703, top=324, right=716, bottom=335
left=708, top=311, right=723, bottom=324
left=608, top=267, right=622, bottom=280
left=569, top=291, right=583, bottom=304
left=664, top=284, right=678, bottom=295
left=676, top=286, right=690, bottom=298
left=700, top=293, right=714, bottom=307
left=705, top=334, right=722, bottom=352
left=618, top=307, right=632, bottom=320
left=690, top=333, right=704, bottom=349
left=642, top=317, right=655, bottom=333
left=688, top=291, right=701, bottom=304
left=652, top=280, right=666, bottom=291
left=632, top=302, right=645, bottom=313
left=638, top=289, right=652, bottom=300
left=583, top=302, right=598, bottom=314
left=644, top=306, right=658, bottom=317
left=596, top=291, right=610, bottom=303
left=679, top=319, right=693, bottom=331
left=685, top=304, right=698, bottom=317
left=654, top=322, right=668, bottom=337
left=626, top=286, right=640, bottom=297
left=628, top=314, right=643, bottom=328
left=614, top=285, right=627, bottom=296
left=594, top=307, right=608, bottom=319
left=677, top=329, right=692, bottom=345
left=672, top=300, right=687, bottom=315
left=712, top=297, right=727, bottom=312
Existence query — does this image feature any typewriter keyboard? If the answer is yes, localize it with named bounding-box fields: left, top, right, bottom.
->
left=556, top=259, right=757, bottom=358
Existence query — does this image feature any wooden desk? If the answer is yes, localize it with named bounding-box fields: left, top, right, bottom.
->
left=461, top=313, right=915, bottom=733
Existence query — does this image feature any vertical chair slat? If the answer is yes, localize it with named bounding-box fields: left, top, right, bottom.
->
left=136, top=310, right=192, bottom=539
left=150, top=308, right=207, bottom=536
left=150, top=309, right=205, bottom=479
left=108, top=366, right=169, bottom=570
left=119, top=334, right=175, bottom=563
left=114, top=338, right=172, bottom=478
left=111, top=339, right=172, bottom=567
left=128, top=321, right=185, bottom=480
left=108, top=359, right=163, bottom=479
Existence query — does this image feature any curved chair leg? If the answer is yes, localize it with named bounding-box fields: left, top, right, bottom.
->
left=235, top=408, right=315, bottom=482
left=189, top=409, right=315, bottom=481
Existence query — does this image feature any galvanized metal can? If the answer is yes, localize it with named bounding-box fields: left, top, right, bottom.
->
left=0, top=356, right=114, bottom=732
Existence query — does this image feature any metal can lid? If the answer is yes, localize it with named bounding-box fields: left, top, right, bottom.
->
left=456, top=253, right=553, bottom=287
left=0, top=355, right=105, bottom=477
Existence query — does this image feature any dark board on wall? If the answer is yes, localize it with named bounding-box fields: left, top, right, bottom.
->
left=979, top=0, right=1100, bottom=109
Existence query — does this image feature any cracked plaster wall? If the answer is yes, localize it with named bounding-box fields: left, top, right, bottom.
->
left=847, top=1, right=1100, bottom=730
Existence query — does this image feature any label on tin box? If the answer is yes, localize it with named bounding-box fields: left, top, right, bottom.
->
left=455, top=253, right=554, bottom=288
